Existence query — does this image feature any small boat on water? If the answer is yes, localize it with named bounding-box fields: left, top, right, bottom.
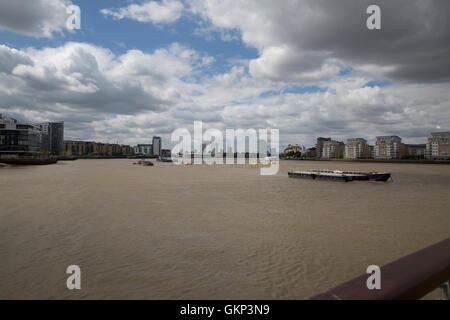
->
left=133, top=160, right=154, bottom=166
left=288, top=170, right=391, bottom=182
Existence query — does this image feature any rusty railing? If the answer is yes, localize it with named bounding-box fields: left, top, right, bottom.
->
left=310, top=237, right=450, bottom=300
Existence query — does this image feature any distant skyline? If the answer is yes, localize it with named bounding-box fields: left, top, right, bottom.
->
left=0, top=0, right=449, bottom=149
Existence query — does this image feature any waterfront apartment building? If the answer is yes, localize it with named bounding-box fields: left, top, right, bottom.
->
left=64, top=141, right=134, bottom=157
left=369, top=145, right=375, bottom=159
left=152, top=136, right=162, bottom=156
left=345, top=138, right=370, bottom=159
left=316, top=137, right=331, bottom=158
left=36, top=122, right=64, bottom=155
left=304, top=147, right=317, bottom=158
left=374, top=135, right=405, bottom=160
left=0, top=114, right=46, bottom=159
left=405, top=144, right=426, bottom=159
left=322, top=140, right=345, bottom=159
left=426, top=132, right=450, bottom=160
left=135, top=144, right=153, bottom=155
left=284, top=144, right=302, bottom=155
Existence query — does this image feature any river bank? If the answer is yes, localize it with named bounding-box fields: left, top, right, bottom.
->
left=281, top=158, right=450, bottom=165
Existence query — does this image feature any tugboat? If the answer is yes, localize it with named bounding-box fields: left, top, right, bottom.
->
left=288, top=170, right=391, bottom=182
left=135, top=160, right=153, bottom=166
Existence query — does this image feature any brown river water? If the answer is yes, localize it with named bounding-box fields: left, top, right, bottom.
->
left=0, top=159, right=449, bottom=299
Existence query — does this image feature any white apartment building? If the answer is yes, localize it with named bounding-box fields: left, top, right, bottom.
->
left=345, top=138, right=370, bottom=159
left=374, top=136, right=405, bottom=160
left=426, top=132, right=450, bottom=160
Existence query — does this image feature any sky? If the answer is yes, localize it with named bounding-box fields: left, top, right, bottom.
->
left=0, top=0, right=449, bottom=149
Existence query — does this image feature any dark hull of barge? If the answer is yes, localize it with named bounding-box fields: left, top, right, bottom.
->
left=0, top=158, right=57, bottom=165
left=288, top=171, right=391, bottom=182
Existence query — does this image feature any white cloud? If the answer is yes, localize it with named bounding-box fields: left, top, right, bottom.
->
left=101, top=0, right=184, bottom=24
left=0, top=42, right=205, bottom=117
left=0, top=42, right=224, bottom=143
left=1, top=39, right=449, bottom=147
left=1, top=34, right=449, bottom=149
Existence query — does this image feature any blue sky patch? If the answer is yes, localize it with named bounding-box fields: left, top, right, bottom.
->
left=364, top=80, right=392, bottom=88
left=260, top=85, right=326, bottom=98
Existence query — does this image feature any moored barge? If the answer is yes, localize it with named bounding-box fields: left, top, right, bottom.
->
left=0, top=158, right=57, bottom=165
left=288, top=170, right=391, bottom=182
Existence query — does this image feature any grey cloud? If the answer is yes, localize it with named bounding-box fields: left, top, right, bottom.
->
left=301, top=0, right=450, bottom=82
left=0, top=45, right=33, bottom=72
left=193, top=0, right=450, bottom=82
left=0, top=0, right=71, bottom=38
left=52, top=83, right=167, bottom=115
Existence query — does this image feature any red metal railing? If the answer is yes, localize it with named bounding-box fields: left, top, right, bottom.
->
left=310, top=237, right=450, bottom=300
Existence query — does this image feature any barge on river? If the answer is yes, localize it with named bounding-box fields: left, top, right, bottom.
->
left=288, top=170, right=391, bottom=182
left=0, top=158, right=57, bottom=165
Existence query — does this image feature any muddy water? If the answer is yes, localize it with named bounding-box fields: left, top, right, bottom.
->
left=0, top=159, right=449, bottom=299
